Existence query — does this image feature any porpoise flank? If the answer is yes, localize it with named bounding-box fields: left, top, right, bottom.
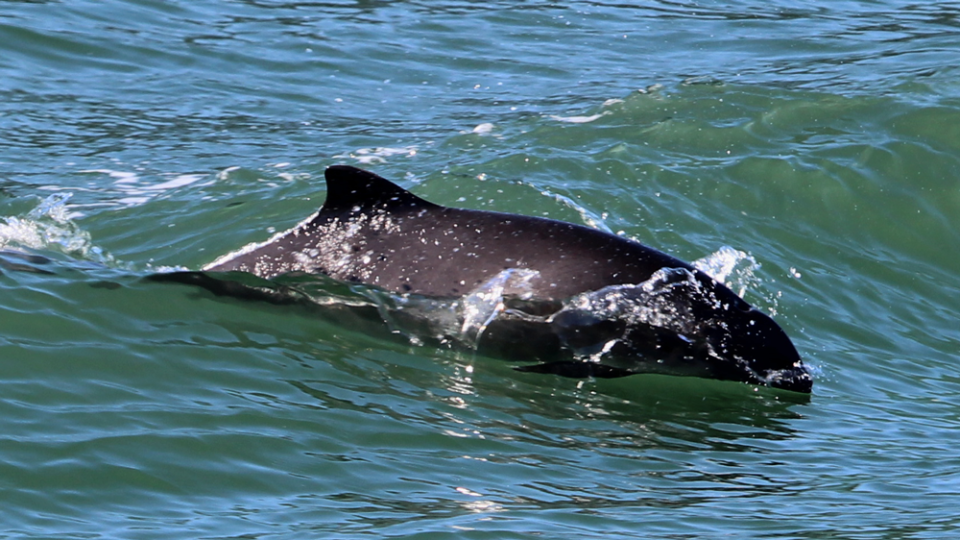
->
left=197, top=165, right=811, bottom=392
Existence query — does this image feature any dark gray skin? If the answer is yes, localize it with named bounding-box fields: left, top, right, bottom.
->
left=200, top=165, right=811, bottom=393
left=207, top=166, right=691, bottom=299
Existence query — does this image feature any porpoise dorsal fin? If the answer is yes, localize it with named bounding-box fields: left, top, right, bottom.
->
left=321, top=165, right=440, bottom=214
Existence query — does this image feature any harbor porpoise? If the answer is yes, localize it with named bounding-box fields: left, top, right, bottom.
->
left=180, top=165, right=811, bottom=392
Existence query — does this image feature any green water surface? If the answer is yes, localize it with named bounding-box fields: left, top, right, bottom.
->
left=2, top=1, right=960, bottom=538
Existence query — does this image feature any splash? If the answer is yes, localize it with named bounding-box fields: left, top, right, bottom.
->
left=692, top=245, right=783, bottom=316
left=0, top=192, right=117, bottom=266
left=552, top=267, right=705, bottom=354
left=536, top=188, right=613, bottom=233
left=692, top=245, right=761, bottom=298
left=364, top=268, right=544, bottom=349
left=456, top=268, right=540, bottom=344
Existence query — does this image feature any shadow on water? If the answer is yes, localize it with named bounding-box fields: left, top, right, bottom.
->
left=454, top=359, right=806, bottom=448
left=283, top=337, right=807, bottom=446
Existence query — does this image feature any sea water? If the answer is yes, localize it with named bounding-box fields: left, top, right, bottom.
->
left=2, top=1, right=960, bottom=538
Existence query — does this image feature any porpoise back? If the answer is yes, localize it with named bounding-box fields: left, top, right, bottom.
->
left=206, top=165, right=725, bottom=302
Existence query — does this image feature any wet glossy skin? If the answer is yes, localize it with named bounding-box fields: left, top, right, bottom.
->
left=202, top=165, right=811, bottom=392
left=207, top=166, right=703, bottom=300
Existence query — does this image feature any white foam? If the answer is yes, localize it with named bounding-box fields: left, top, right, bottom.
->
left=80, top=169, right=214, bottom=208
left=334, top=146, right=419, bottom=165
left=80, top=169, right=141, bottom=184
left=548, top=111, right=610, bottom=123
left=148, top=174, right=205, bottom=192
left=471, top=123, right=495, bottom=135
